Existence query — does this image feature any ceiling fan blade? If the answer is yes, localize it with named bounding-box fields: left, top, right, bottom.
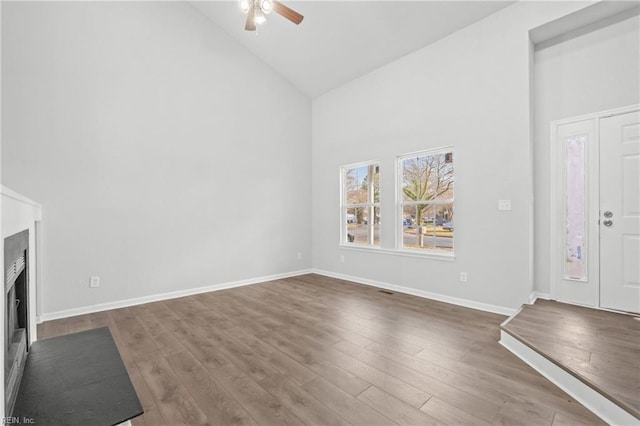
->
left=245, top=6, right=256, bottom=31
left=273, top=1, right=304, bottom=25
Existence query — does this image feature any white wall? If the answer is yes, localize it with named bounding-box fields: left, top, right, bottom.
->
left=533, top=9, right=640, bottom=296
left=1, top=2, right=311, bottom=316
left=311, top=1, right=592, bottom=313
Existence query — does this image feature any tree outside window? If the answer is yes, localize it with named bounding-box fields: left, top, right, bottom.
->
left=399, top=149, right=454, bottom=252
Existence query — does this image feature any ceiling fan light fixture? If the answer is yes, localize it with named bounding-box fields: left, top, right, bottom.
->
left=239, top=0, right=250, bottom=14
left=241, top=0, right=303, bottom=31
left=254, top=8, right=266, bottom=25
left=261, top=0, right=273, bottom=14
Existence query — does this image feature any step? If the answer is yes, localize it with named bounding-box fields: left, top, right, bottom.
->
left=500, top=301, right=639, bottom=425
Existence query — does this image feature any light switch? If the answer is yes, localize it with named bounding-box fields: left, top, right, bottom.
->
left=498, top=200, right=512, bottom=211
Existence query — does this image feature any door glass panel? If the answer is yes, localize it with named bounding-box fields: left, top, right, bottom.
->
left=565, top=135, right=587, bottom=281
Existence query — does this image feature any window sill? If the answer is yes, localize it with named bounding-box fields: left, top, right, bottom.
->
left=338, top=244, right=455, bottom=261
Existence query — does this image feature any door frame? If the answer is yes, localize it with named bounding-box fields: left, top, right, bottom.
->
left=549, top=104, right=640, bottom=309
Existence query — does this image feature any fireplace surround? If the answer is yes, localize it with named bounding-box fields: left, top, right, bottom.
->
left=4, top=229, right=29, bottom=417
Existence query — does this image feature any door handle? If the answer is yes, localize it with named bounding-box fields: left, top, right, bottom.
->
left=603, top=219, right=613, bottom=227
left=604, top=211, right=613, bottom=218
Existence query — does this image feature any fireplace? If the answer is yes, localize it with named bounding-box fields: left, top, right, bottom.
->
left=4, top=230, right=29, bottom=417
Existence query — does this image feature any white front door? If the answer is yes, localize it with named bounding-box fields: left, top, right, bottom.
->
left=599, top=111, right=640, bottom=314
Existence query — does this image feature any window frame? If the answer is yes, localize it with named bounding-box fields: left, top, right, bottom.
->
left=340, top=160, right=381, bottom=248
left=396, top=147, right=455, bottom=257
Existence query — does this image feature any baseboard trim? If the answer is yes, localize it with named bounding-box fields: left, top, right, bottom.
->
left=528, top=291, right=551, bottom=305
left=500, top=330, right=637, bottom=425
left=312, top=269, right=516, bottom=316
left=41, top=268, right=518, bottom=321
left=40, top=269, right=313, bottom=322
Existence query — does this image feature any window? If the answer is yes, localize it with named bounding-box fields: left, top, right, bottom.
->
left=341, top=162, right=380, bottom=246
left=564, top=135, right=587, bottom=281
left=398, top=148, right=454, bottom=253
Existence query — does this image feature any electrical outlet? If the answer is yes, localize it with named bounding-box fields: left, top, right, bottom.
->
left=89, top=276, right=100, bottom=288
left=340, top=255, right=345, bottom=263
left=297, top=252, right=302, bottom=260
left=498, top=199, right=512, bottom=211
left=459, top=272, right=468, bottom=283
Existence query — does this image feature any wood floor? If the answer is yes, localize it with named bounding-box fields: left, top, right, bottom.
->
left=502, top=299, right=640, bottom=420
left=37, top=274, right=606, bottom=425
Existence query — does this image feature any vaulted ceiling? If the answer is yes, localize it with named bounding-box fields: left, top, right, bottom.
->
left=191, top=1, right=515, bottom=98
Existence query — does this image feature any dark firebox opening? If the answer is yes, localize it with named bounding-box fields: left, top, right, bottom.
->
left=5, top=230, right=29, bottom=417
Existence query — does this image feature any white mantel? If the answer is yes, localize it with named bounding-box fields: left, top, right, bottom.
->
left=1, top=186, right=43, bottom=418
left=2, top=186, right=42, bottom=343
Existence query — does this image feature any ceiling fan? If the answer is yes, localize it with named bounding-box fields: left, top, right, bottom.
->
left=239, top=0, right=304, bottom=31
